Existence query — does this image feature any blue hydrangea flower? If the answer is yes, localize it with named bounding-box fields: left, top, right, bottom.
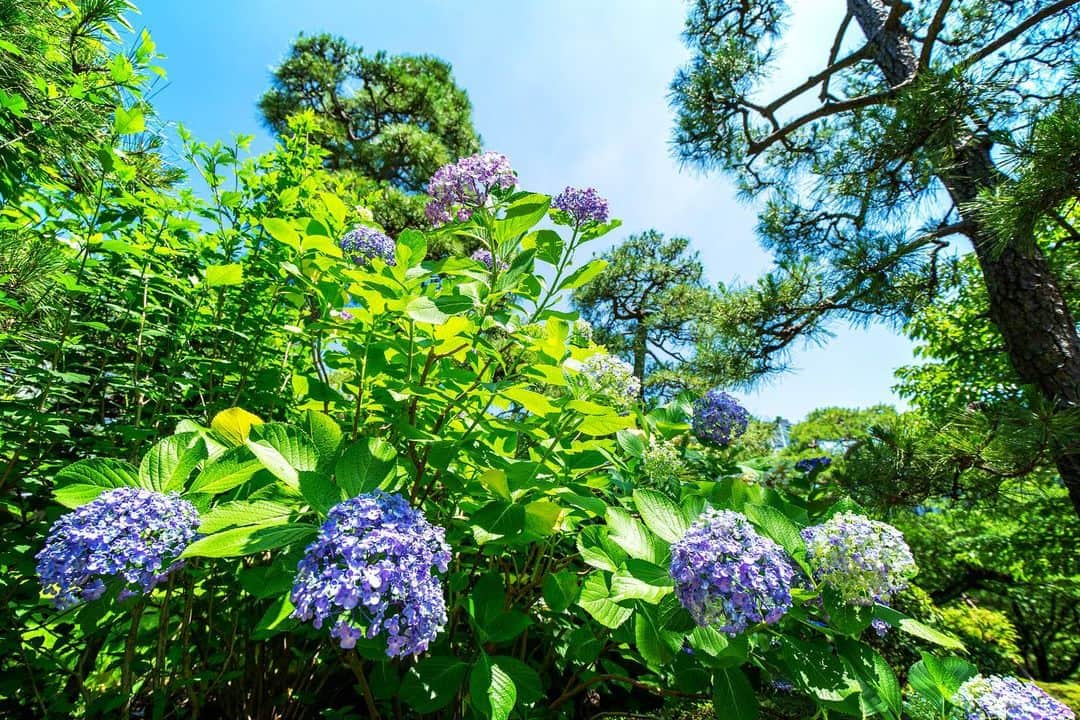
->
left=36, top=487, right=199, bottom=609
left=580, top=352, right=640, bottom=410
left=552, top=186, right=609, bottom=226
left=795, top=456, right=832, bottom=473
left=290, top=492, right=451, bottom=658
left=670, top=508, right=795, bottom=635
left=801, top=512, right=916, bottom=606
left=425, top=151, right=516, bottom=226
left=340, top=226, right=396, bottom=266
left=692, top=389, right=750, bottom=447
left=470, top=247, right=508, bottom=271
left=953, top=675, right=1074, bottom=719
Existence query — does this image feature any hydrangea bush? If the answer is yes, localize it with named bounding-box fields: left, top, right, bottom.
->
left=953, top=675, right=1075, bottom=720
left=29, top=148, right=1010, bottom=719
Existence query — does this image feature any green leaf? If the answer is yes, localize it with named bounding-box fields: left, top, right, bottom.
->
left=635, top=604, right=681, bottom=665
left=262, top=218, right=301, bottom=250
left=497, top=194, right=550, bottom=241
left=558, top=258, right=608, bottom=291
left=182, top=523, right=315, bottom=558
left=302, top=410, right=342, bottom=467
left=823, top=587, right=874, bottom=636
left=744, top=503, right=805, bottom=559
left=298, top=471, right=340, bottom=515
left=405, top=296, right=449, bottom=325
left=712, top=668, right=759, bottom=720
left=616, top=430, right=646, bottom=458
left=336, top=437, right=397, bottom=496
left=400, top=656, right=468, bottom=713
left=471, top=501, right=525, bottom=541
left=478, top=468, right=511, bottom=500
left=210, top=407, right=264, bottom=447
left=113, top=105, right=145, bottom=135
left=252, top=595, right=297, bottom=639
left=542, top=570, right=579, bottom=613
left=53, top=459, right=139, bottom=508
left=469, top=654, right=517, bottom=720
left=205, top=263, right=244, bottom=287
left=188, top=454, right=262, bottom=495
left=489, top=656, right=542, bottom=706
left=633, top=488, right=690, bottom=543
left=395, top=229, right=428, bottom=267
left=605, top=506, right=665, bottom=563
left=523, top=229, right=564, bottom=265
left=578, top=573, right=632, bottom=629
left=610, top=570, right=671, bottom=604
left=139, top=433, right=208, bottom=493
left=907, top=653, right=976, bottom=708
left=197, top=500, right=293, bottom=534
left=874, top=606, right=965, bottom=650
left=576, top=525, right=626, bottom=572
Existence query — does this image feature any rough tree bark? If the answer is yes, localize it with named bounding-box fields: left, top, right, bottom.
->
left=848, top=0, right=1080, bottom=514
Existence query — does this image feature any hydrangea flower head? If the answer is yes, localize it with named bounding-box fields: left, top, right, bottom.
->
left=953, top=675, right=1074, bottom=720
left=569, top=318, right=593, bottom=347
left=470, top=247, right=509, bottom=271
left=692, top=389, right=750, bottom=446
left=290, top=492, right=451, bottom=658
left=340, top=226, right=396, bottom=266
left=642, top=437, right=683, bottom=493
left=795, top=456, right=832, bottom=473
left=580, top=352, right=640, bottom=410
left=37, top=487, right=199, bottom=609
left=552, top=186, right=609, bottom=226
left=801, top=512, right=916, bottom=605
left=425, top=151, right=516, bottom=226
left=670, top=508, right=795, bottom=635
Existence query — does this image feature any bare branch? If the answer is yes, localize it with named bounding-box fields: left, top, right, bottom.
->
left=919, top=0, right=954, bottom=69
left=958, top=0, right=1080, bottom=72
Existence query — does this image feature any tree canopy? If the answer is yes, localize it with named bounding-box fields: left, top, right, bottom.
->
left=671, top=0, right=1080, bottom=514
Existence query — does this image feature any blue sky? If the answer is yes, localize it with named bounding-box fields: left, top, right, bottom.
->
left=132, top=0, right=916, bottom=422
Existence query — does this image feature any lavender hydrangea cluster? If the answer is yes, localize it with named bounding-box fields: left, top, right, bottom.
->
left=953, top=675, right=1075, bottom=720
left=552, top=186, right=609, bottom=226
left=691, top=389, right=750, bottom=447
left=36, top=487, right=199, bottom=609
left=340, top=226, right=396, bottom=266
left=801, top=512, right=917, bottom=606
left=669, top=509, right=795, bottom=635
left=290, top=492, right=451, bottom=658
left=580, top=353, right=640, bottom=410
left=470, top=247, right=508, bottom=271
left=425, top=151, right=516, bottom=226
left=795, top=456, right=832, bottom=473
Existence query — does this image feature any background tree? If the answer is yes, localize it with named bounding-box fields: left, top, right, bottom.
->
left=671, top=0, right=1080, bottom=514
left=572, top=231, right=717, bottom=400
left=259, top=33, right=481, bottom=235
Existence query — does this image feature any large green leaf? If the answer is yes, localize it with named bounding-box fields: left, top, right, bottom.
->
left=576, top=526, right=625, bottom=572
left=558, top=258, right=608, bottom=291
left=875, top=606, right=965, bottom=650
left=336, top=437, right=397, bottom=496
left=578, top=573, right=632, bottom=629
left=634, top=604, right=681, bottom=666
left=188, top=453, right=262, bottom=495
left=469, top=654, right=517, bottom=720
left=744, top=503, right=805, bottom=559
left=302, top=410, right=343, bottom=467
left=605, top=506, right=665, bottom=563
left=53, top=458, right=140, bottom=508
left=139, top=432, right=208, bottom=493
left=400, top=656, right=469, bottom=713
left=712, top=668, right=759, bottom=720
left=633, top=488, right=690, bottom=543
left=198, top=500, right=293, bottom=534
left=182, top=523, right=315, bottom=558
left=542, top=570, right=579, bottom=613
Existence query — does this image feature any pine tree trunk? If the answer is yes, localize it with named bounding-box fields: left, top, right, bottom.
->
left=849, top=0, right=1080, bottom=514
left=632, top=321, right=648, bottom=402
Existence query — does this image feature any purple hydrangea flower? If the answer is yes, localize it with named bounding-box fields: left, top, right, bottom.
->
left=670, top=509, right=795, bottom=635
left=953, top=675, right=1074, bottom=720
left=795, top=456, right=832, bottom=473
left=290, top=492, right=451, bottom=658
left=871, top=618, right=890, bottom=638
left=36, top=487, right=199, bottom=609
left=552, top=186, right=609, bottom=226
left=801, top=512, right=917, bottom=606
left=425, top=151, right=516, bottom=226
left=340, top=226, right=396, bottom=266
left=692, top=390, right=750, bottom=447
left=470, top=248, right=509, bottom=271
